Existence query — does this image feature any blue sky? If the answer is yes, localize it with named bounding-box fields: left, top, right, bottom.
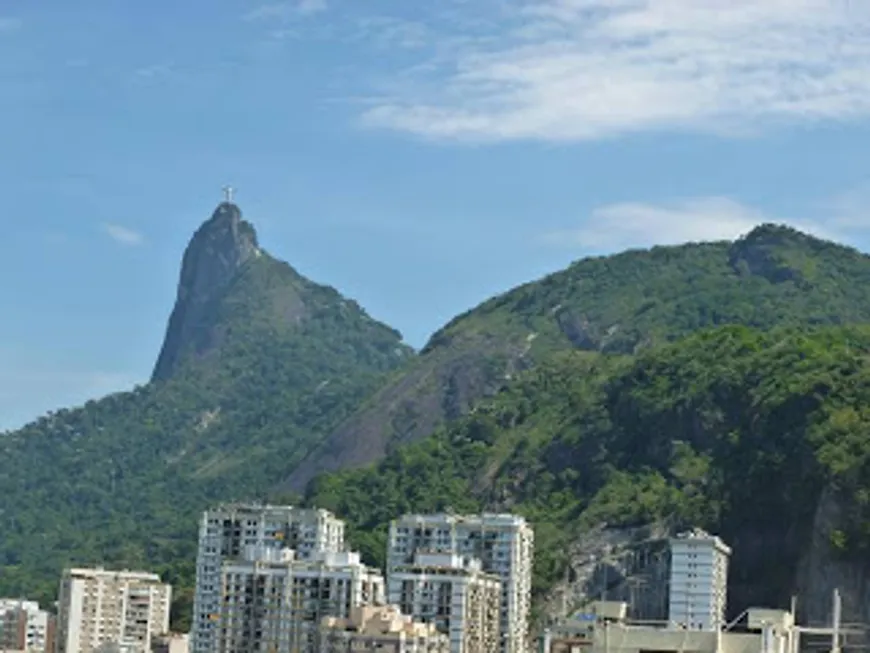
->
left=1, top=0, right=869, bottom=430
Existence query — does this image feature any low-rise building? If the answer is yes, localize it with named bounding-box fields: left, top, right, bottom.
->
left=541, top=602, right=796, bottom=653
left=389, top=552, right=501, bottom=653
left=319, top=605, right=450, bottom=653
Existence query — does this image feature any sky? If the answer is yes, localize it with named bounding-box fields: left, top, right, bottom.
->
left=1, top=0, right=869, bottom=430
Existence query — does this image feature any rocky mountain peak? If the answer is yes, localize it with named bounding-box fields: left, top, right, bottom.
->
left=151, top=202, right=261, bottom=382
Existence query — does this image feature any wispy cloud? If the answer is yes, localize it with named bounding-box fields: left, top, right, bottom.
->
left=354, top=17, right=430, bottom=50
left=0, top=17, right=21, bottom=32
left=540, top=196, right=842, bottom=253
left=134, top=63, right=172, bottom=79
left=102, top=223, right=145, bottom=246
left=360, top=0, right=870, bottom=143
left=0, top=365, right=139, bottom=432
left=244, top=0, right=326, bottom=22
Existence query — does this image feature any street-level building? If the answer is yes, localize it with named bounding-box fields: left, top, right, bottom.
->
left=217, top=546, right=383, bottom=653
left=55, top=568, right=171, bottom=653
left=191, top=504, right=345, bottom=653
left=387, top=514, right=533, bottom=653
left=319, top=605, right=450, bottom=653
left=389, top=552, right=501, bottom=653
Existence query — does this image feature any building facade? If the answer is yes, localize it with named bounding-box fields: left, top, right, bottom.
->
left=191, top=504, right=345, bottom=653
left=217, top=546, right=383, bottom=653
left=389, top=552, right=501, bottom=653
left=0, top=599, right=55, bottom=653
left=668, top=529, right=732, bottom=631
left=55, top=568, right=171, bottom=653
left=387, top=514, right=533, bottom=653
left=319, top=605, right=450, bottom=653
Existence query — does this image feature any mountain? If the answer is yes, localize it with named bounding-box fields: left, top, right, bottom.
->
left=285, top=224, right=870, bottom=491
left=0, top=201, right=412, bottom=625
left=306, top=324, right=870, bottom=626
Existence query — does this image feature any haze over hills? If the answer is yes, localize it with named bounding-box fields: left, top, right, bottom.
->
left=5, top=211, right=870, bottom=630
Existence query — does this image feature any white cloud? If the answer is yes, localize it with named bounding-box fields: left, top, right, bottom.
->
left=102, top=223, right=145, bottom=246
left=244, top=0, right=326, bottom=21
left=540, top=196, right=839, bottom=252
left=360, top=0, right=870, bottom=143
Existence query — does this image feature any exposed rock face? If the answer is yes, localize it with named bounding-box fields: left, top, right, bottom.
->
left=795, top=487, right=870, bottom=630
left=152, top=202, right=260, bottom=382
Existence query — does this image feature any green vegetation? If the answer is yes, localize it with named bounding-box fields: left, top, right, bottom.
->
left=0, top=253, right=411, bottom=629
left=6, top=222, right=870, bottom=629
left=309, top=325, right=870, bottom=613
left=297, top=224, right=870, bottom=484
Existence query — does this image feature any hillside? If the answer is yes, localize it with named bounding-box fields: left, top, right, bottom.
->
left=286, top=224, right=870, bottom=491
left=307, top=324, right=870, bottom=624
left=0, top=202, right=412, bottom=624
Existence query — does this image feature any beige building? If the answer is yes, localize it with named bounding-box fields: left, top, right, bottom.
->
left=387, top=514, right=533, bottom=653
left=217, top=546, right=384, bottom=653
left=55, top=568, right=171, bottom=653
left=389, top=552, right=501, bottom=653
left=192, top=504, right=345, bottom=653
left=319, top=605, right=450, bottom=653
left=542, top=602, right=797, bottom=653
left=0, top=599, right=55, bottom=653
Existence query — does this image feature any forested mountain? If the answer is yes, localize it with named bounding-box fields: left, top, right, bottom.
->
left=307, top=324, right=870, bottom=623
left=5, top=217, right=870, bottom=630
left=285, top=224, right=870, bottom=491
left=0, top=202, right=411, bottom=624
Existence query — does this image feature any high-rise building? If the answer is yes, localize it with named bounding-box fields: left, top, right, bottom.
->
left=191, top=504, right=345, bottom=653
left=319, top=604, right=451, bottom=653
left=668, top=529, right=731, bottom=631
left=388, top=553, right=501, bottom=653
left=0, top=599, right=55, bottom=653
left=217, top=546, right=384, bottom=653
left=386, top=514, right=533, bottom=653
left=55, top=568, right=171, bottom=653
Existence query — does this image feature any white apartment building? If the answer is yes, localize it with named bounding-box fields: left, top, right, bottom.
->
left=319, top=604, right=451, bottom=653
left=0, top=599, right=55, bottom=653
left=55, top=568, right=171, bottom=653
left=217, top=545, right=384, bottom=653
left=389, top=553, right=501, bottom=653
left=668, top=529, right=732, bottom=631
left=387, top=513, right=533, bottom=653
left=191, top=504, right=345, bottom=653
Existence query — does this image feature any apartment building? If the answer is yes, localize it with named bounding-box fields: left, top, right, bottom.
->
left=55, top=568, right=171, bottom=653
left=389, top=552, right=501, bottom=653
left=387, top=514, right=533, bottom=653
left=217, top=545, right=383, bottom=653
left=0, top=599, right=55, bottom=653
left=319, top=605, right=450, bottom=653
left=668, top=529, right=732, bottom=631
left=191, top=504, right=345, bottom=653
